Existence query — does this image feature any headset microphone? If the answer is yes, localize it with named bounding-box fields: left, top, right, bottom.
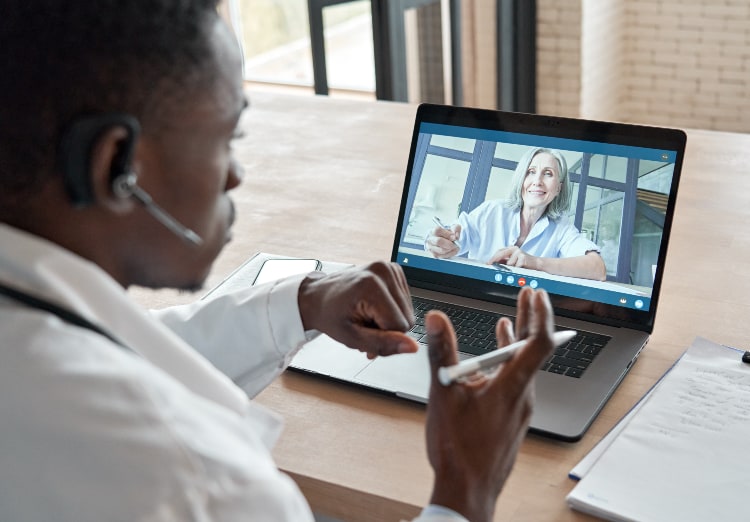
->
left=112, top=172, right=203, bottom=247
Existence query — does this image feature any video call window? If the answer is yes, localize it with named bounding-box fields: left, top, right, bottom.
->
left=402, top=131, right=676, bottom=290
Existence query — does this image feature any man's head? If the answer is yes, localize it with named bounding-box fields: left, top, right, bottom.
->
left=0, top=1, right=247, bottom=290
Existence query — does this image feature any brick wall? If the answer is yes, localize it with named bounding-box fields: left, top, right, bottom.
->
left=535, top=0, right=750, bottom=132
left=622, top=0, right=750, bottom=132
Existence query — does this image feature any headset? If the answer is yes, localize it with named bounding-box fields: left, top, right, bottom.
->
left=58, top=113, right=203, bottom=246
left=0, top=114, right=205, bottom=348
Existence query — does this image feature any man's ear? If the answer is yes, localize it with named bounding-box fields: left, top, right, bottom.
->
left=58, top=113, right=140, bottom=211
left=88, top=126, right=139, bottom=214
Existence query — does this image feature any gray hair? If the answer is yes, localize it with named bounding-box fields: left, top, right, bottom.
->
left=505, top=147, right=572, bottom=220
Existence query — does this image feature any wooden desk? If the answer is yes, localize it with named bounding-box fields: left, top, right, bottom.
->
left=130, top=91, right=750, bottom=521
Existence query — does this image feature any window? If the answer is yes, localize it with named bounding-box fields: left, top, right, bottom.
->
left=232, top=0, right=375, bottom=94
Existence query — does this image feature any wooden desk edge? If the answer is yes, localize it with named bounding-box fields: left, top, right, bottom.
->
left=288, top=470, right=422, bottom=522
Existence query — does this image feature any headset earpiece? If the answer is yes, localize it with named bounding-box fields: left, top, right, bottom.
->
left=58, top=113, right=140, bottom=207
left=111, top=171, right=138, bottom=199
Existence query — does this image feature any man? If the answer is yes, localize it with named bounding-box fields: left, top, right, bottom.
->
left=0, top=2, right=555, bottom=521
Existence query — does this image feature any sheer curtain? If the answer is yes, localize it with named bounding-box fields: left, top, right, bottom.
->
left=459, top=0, right=497, bottom=109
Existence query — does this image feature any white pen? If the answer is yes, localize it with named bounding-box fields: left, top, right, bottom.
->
left=432, top=216, right=450, bottom=229
left=438, top=330, right=577, bottom=386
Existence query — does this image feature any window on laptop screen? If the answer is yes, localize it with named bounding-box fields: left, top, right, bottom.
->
left=394, top=120, right=680, bottom=327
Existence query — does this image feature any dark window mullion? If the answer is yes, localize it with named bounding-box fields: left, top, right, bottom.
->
left=426, top=144, right=473, bottom=162
left=616, top=158, right=639, bottom=283
left=460, top=140, right=497, bottom=215
left=573, top=153, right=591, bottom=230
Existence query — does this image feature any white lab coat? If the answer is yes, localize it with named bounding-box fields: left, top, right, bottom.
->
left=0, top=224, right=466, bottom=522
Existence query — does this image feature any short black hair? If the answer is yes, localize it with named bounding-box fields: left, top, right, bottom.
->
left=0, top=0, right=221, bottom=196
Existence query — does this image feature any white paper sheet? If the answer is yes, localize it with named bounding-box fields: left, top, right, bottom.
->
left=566, top=337, right=750, bottom=521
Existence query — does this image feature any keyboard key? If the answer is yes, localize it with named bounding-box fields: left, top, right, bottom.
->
left=471, top=338, right=495, bottom=352
left=565, top=351, right=593, bottom=363
left=551, top=356, right=590, bottom=370
left=458, top=343, right=484, bottom=356
left=407, top=330, right=424, bottom=341
left=582, top=345, right=603, bottom=356
left=476, top=323, right=494, bottom=333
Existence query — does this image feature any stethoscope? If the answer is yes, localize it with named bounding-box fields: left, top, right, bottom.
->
left=0, top=280, right=130, bottom=351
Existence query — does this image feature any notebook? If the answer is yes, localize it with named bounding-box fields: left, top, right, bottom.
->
left=287, top=103, right=686, bottom=442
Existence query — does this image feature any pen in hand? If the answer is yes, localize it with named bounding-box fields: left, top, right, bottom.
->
left=438, top=330, right=577, bottom=386
left=432, top=216, right=458, bottom=245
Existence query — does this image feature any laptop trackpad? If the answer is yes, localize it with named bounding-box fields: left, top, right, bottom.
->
left=290, top=335, right=372, bottom=378
left=354, top=344, right=431, bottom=401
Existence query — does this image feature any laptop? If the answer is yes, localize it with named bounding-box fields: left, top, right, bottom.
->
left=286, top=104, right=686, bottom=442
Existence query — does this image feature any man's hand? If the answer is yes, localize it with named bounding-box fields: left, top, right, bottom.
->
left=424, top=287, right=555, bottom=522
left=298, top=261, right=419, bottom=359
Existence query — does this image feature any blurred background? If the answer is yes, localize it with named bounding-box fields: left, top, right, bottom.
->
left=222, top=0, right=750, bottom=133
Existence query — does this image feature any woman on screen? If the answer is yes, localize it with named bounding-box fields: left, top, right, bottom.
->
left=424, top=147, right=607, bottom=281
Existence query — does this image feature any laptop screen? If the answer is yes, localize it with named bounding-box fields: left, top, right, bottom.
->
left=392, top=104, right=686, bottom=331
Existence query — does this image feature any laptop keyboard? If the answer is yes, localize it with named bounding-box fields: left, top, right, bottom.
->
left=410, top=297, right=610, bottom=379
